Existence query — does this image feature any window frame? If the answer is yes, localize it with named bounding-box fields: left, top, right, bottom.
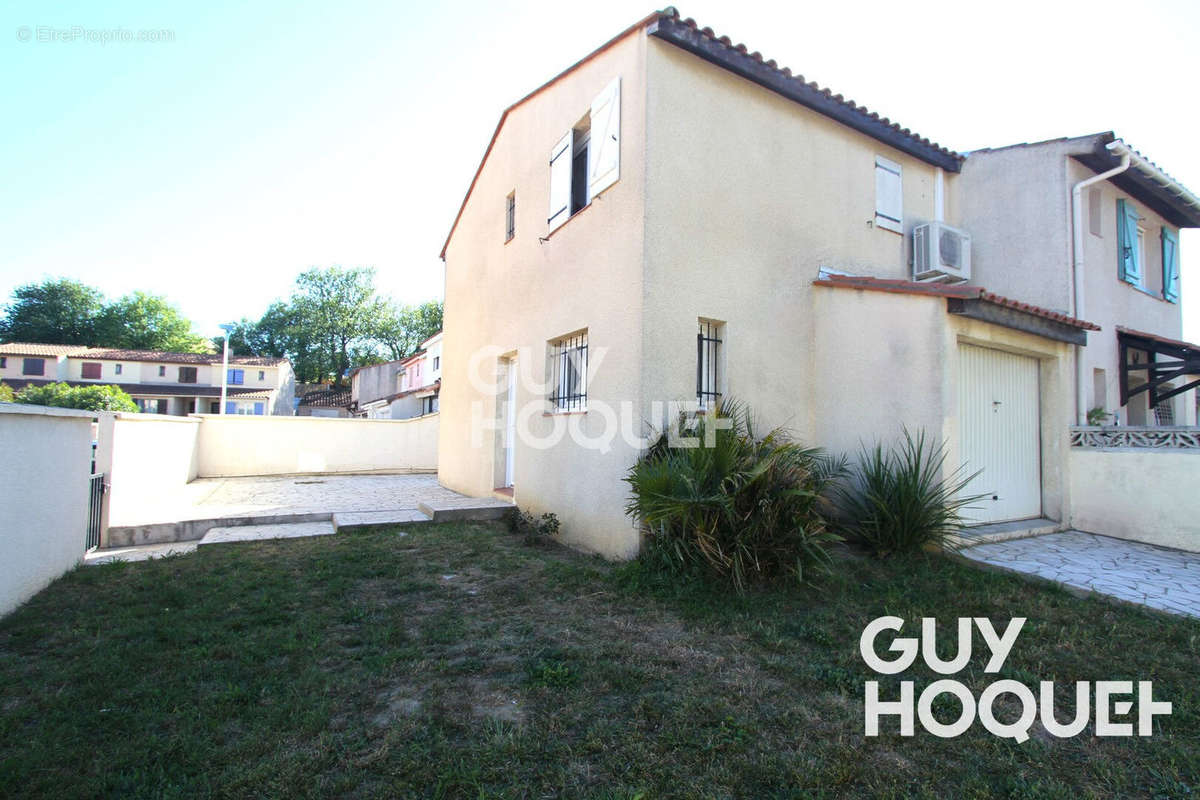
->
left=178, top=366, right=198, bottom=384
left=227, top=368, right=245, bottom=385
left=547, top=331, right=588, bottom=413
left=874, top=155, right=903, bottom=234
left=697, top=320, right=724, bottom=411
left=0, top=357, right=6, bottom=369
left=114, top=363, right=123, bottom=375
left=22, top=358, right=45, bottom=376
left=505, top=191, right=516, bottom=242
left=158, top=365, right=166, bottom=377
left=81, top=361, right=102, bottom=380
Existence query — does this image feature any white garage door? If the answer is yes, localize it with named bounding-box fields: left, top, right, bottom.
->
left=958, top=345, right=1042, bottom=525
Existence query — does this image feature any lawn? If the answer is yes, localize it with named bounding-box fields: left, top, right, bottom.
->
left=0, top=522, right=1196, bottom=798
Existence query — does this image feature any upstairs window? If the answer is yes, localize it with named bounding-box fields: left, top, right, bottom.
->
left=548, top=331, right=588, bottom=412
left=1162, top=228, right=1180, bottom=303
left=874, top=155, right=903, bottom=233
left=258, top=370, right=266, bottom=381
left=547, top=78, right=621, bottom=232
left=1117, top=199, right=1143, bottom=286
left=114, top=363, right=123, bottom=375
left=0, top=357, right=6, bottom=368
left=697, top=320, right=723, bottom=411
left=227, top=369, right=245, bottom=385
left=22, top=358, right=44, bottom=376
left=158, top=365, right=166, bottom=377
left=433, top=356, right=440, bottom=371
left=505, top=192, right=516, bottom=242
left=178, top=366, right=197, bottom=384
left=81, top=362, right=102, bottom=380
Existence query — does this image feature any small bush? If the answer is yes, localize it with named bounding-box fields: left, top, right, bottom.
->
left=14, top=381, right=138, bottom=412
left=505, top=509, right=561, bottom=545
left=0, top=382, right=13, bottom=403
left=624, top=400, right=847, bottom=594
left=836, top=427, right=983, bottom=556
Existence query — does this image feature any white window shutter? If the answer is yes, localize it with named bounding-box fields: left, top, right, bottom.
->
left=548, top=132, right=572, bottom=231
left=874, top=155, right=903, bottom=233
left=588, top=77, right=621, bottom=199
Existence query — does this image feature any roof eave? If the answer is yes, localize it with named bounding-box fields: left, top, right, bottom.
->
left=1073, top=134, right=1200, bottom=228
left=647, top=15, right=963, bottom=172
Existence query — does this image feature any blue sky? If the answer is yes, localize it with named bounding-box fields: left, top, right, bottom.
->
left=2, top=0, right=1198, bottom=340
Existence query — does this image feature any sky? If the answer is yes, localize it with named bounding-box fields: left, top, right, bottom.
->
left=2, top=0, right=1199, bottom=341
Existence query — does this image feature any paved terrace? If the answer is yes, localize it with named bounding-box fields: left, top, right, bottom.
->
left=102, top=473, right=512, bottom=550
left=960, top=531, right=1200, bottom=619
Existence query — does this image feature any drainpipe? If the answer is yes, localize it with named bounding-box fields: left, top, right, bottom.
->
left=1070, top=143, right=1131, bottom=425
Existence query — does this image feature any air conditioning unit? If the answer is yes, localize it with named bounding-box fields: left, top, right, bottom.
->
left=913, top=221, right=971, bottom=282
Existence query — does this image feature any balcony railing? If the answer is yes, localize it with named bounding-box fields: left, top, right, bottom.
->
left=1069, top=426, right=1200, bottom=449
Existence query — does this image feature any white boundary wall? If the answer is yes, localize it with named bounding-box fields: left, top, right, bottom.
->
left=1069, top=448, right=1200, bottom=552
left=96, top=413, right=201, bottom=530
left=193, top=413, right=438, bottom=477
left=0, top=404, right=96, bottom=617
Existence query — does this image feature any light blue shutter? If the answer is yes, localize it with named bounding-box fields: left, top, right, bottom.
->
left=1117, top=199, right=1141, bottom=283
left=253, top=402, right=264, bottom=415
left=1162, top=228, right=1180, bottom=302
left=225, top=401, right=236, bottom=414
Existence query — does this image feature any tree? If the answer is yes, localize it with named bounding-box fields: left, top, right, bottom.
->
left=376, top=300, right=444, bottom=361
left=289, top=267, right=392, bottom=385
left=96, top=292, right=209, bottom=353
left=15, top=382, right=138, bottom=412
left=0, top=279, right=105, bottom=344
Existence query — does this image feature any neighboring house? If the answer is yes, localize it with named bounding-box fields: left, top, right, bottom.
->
left=437, top=9, right=1198, bottom=557
left=351, top=331, right=443, bottom=419
left=0, top=343, right=295, bottom=416
left=296, top=385, right=353, bottom=418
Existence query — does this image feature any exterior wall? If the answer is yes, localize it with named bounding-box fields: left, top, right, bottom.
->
left=0, top=404, right=94, bottom=617
left=0, top=354, right=68, bottom=382
left=424, top=334, right=443, bottom=384
left=97, top=413, right=201, bottom=531
left=1069, top=448, right=1199, bottom=551
left=810, top=288, right=1073, bottom=524
left=439, top=30, right=649, bottom=558
left=354, top=361, right=403, bottom=406
left=960, top=142, right=1190, bottom=425
left=642, top=38, right=959, bottom=445
left=195, top=413, right=438, bottom=477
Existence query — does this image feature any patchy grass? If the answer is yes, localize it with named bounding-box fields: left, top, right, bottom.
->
left=0, top=522, right=1197, bottom=798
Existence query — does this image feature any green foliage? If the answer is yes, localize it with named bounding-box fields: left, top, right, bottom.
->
left=0, top=279, right=104, bottom=345
left=14, top=381, right=138, bottom=412
left=375, top=299, right=444, bottom=362
left=0, top=382, right=13, bottom=402
left=1086, top=406, right=1111, bottom=426
left=835, top=427, right=984, bottom=556
left=505, top=508, right=561, bottom=545
left=624, top=400, right=847, bottom=594
left=95, top=291, right=209, bottom=352
left=0, top=279, right=207, bottom=352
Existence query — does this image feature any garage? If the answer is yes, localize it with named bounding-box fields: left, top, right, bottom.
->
left=958, top=345, right=1042, bottom=524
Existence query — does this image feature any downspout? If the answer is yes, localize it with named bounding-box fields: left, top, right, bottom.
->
left=1070, top=143, right=1130, bottom=424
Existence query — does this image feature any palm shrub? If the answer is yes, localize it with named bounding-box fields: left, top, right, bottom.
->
left=836, top=427, right=983, bottom=556
left=624, top=400, right=847, bottom=594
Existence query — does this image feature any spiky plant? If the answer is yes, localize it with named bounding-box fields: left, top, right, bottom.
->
left=624, top=400, right=847, bottom=594
left=836, top=427, right=984, bottom=556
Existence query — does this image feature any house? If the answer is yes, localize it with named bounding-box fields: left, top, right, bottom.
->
left=350, top=331, right=443, bottom=419
left=436, top=8, right=1197, bottom=557
left=296, top=385, right=353, bottom=417
left=0, top=343, right=295, bottom=415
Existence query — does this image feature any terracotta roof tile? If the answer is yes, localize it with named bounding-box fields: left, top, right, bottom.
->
left=0, top=342, right=86, bottom=356
left=812, top=274, right=1101, bottom=331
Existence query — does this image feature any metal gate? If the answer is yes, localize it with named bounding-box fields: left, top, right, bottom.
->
left=86, top=473, right=105, bottom=551
left=958, top=345, right=1042, bottom=524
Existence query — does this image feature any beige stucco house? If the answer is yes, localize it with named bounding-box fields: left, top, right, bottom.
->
left=437, top=9, right=1198, bottom=558
left=0, top=342, right=295, bottom=416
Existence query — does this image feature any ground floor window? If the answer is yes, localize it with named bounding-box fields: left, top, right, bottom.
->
left=548, top=331, right=588, bottom=412
left=697, top=319, right=723, bottom=410
left=136, top=398, right=169, bottom=414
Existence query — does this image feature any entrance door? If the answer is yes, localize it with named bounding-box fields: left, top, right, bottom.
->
left=958, top=345, right=1042, bottom=524
left=503, top=360, right=517, bottom=488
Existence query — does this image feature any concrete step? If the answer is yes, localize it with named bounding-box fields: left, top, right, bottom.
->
left=417, top=497, right=514, bottom=523
left=198, top=521, right=337, bottom=546
left=84, top=542, right=199, bottom=566
left=949, top=517, right=1062, bottom=548
left=332, top=510, right=433, bottom=530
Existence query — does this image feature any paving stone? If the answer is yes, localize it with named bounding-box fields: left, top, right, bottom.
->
left=960, top=531, right=1200, bottom=620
